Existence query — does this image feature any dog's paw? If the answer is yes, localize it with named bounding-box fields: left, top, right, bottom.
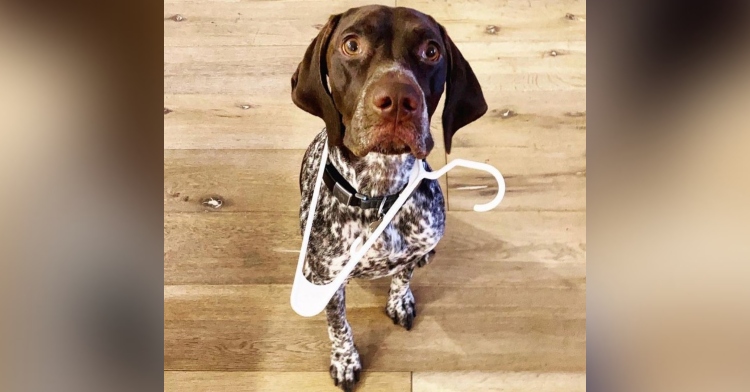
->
left=329, top=346, right=362, bottom=392
left=416, top=250, right=435, bottom=268
left=386, top=287, right=416, bottom=330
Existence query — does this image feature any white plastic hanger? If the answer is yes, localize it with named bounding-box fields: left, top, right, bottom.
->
left=291, top=142, right=506, bottom=317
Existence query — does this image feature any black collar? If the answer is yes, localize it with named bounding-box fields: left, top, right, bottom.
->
left=322, top=160, right=416, bottom=216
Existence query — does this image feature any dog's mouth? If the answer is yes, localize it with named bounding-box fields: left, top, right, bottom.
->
left=371, top=138, right=412, bottom=156
left=345, top=122, right=432, bottom=159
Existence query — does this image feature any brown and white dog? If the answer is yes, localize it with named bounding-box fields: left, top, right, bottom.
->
left=292, top=5, right=486, bottom=391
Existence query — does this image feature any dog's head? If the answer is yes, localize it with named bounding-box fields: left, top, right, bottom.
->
left=291, top=5, right=487, bottom=159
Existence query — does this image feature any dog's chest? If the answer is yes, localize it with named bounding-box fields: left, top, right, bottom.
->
left=299, top=132, right=446, bottom=283
left=319, top=194, right=444, bottom=279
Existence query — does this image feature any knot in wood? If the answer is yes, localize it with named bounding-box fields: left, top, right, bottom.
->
left=202, top=196, right=224, bottom=209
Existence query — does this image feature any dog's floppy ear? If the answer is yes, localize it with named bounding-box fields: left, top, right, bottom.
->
left=291, top=14, right=343, bottom=147
left=439, top=24, right=488, bottom=154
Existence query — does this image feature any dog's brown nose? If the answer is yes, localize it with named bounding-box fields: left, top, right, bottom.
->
left=370, top=81, right=421, bottom=120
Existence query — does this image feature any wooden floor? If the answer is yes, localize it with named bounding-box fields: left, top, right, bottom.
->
left=164, top=0, right=586, bottom=391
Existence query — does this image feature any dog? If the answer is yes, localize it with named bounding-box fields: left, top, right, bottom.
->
left=291, top=5, right=486, bottom=391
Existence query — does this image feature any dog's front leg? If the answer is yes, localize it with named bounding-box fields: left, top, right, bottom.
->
left=326, top=285, right=361, bottom=391
left=386, top=265, right=417, bottom=330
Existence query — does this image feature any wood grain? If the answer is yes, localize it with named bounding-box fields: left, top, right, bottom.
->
left=164, top=149, right=303, bottom=213
left=165, top=283, right=585, bottom=371
left=164, top=211, right=584, bottom=284
left=164, top=91, right=585, bottom=151
left=164, top=43, right=584, bottom=96
left=163, top=0, right=586, bottom=388
left=164, top=0, right=584, bottom=46
left=164, top=1, right=394, bottom=47
left=412, top=371, right=586, bottom=392
left=397, top=0, right=586, bottom=24
left=164, top=146, right=580, bottom=213
left=164, top=282, right=585, bottom=321
left=164, top=148, right=447, bottom=213
left=165, top=371, right=411, bottom=392
left=164, top=97, right=319, bottom=149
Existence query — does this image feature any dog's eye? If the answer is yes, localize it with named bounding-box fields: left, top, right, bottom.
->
left=421, top=43, right=441, bottom=62
left=342, top=37, right=361, bottom=56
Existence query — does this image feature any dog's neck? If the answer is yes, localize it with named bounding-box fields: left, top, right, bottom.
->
left=328, top=144, right=416, bottom=198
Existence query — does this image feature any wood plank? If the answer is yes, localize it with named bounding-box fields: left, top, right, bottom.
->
left=163, top=98, right=586, bottom=214
left=164, top=99, right=317, bottom=149
left=164, top=90, right=585, bottom=150
left=165, top=371, right=410, bottom=392
left=164, top=149, right=302, bottom=213
left=163, top=45, right=298, bottom=96
left=449, top=109, right=586, bottom=151
left=164, top=282, right=586, bottom=321
left=164, top=284, right=585, bottom=371
left=442, top=77, right=586, bottom=211
left=398, top=0, right=586, bottom=24
left=164, top=42, right=585, bottom=75
left=447, top=147, right=585, bottom=211
left=164, top=146, right=580, bottom=213
left=164, top=211, right=584, bottom=284
left=164, top=212, right=300, bottom=285
left=413, top=372, right=586, bottom=392
left=164, top=1, right=394, bottom=47
left=163, top=43, right=584, bottom=95
left=164, top=0, right=583, bottom=46
left=164, top=148, right=447, bottom=213
left=420, top=20, right=585, bottom=44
